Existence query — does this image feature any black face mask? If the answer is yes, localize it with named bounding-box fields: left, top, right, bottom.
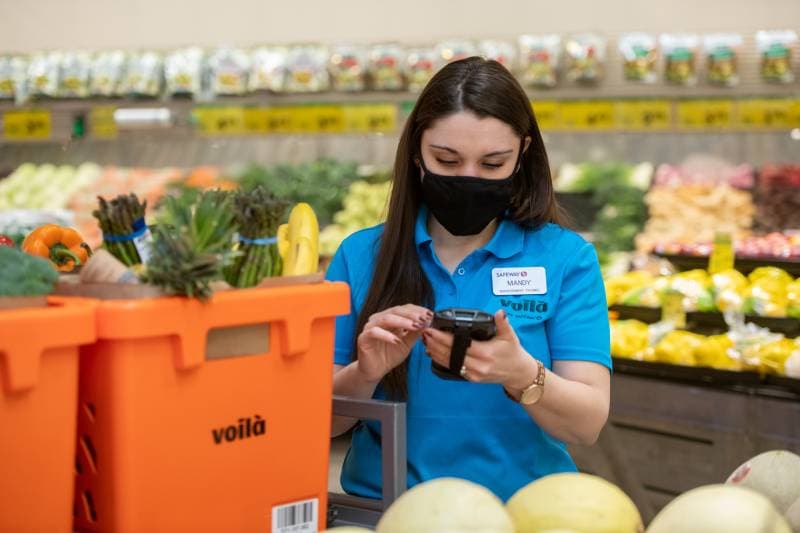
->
left=419, top=148, right=521, bottom=236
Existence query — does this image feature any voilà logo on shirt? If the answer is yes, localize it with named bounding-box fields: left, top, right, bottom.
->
left=491, top=267, right=547, bottom=296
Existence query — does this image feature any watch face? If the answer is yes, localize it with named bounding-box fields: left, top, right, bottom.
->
left=520, top=384, right=544, bottom=405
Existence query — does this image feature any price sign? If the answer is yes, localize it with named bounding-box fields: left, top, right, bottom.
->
left=531, top=100, right=559, bottom=130
left=309, top=105, right=345, bottom=133
left=343, top=104, right=397, bottom=133
left=89, top=106, right=118, bottom=138
left=559, top=101, right=615, bottom=130
left=243, top=107, right=270, bottom=133
left=616, top=100, right=672, bottom=130
left=677, top=100, right=733, bottom=129
left=264, top=107, right=295, bottom=133
left=3, top=110, right=51, bottom=140
left=661, top=290, right=687, bottom=329
left=708, top=232, right=735, bottom=274
left=194, top=107, right=246, bottom=135
left=737, top=99, right=794, bottom=129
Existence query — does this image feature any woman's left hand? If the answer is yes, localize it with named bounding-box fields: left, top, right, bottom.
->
left=422, top=309, right=537, bottom=389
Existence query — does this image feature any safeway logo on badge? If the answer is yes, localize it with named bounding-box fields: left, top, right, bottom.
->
left=491, top=267, right=547, bottom=296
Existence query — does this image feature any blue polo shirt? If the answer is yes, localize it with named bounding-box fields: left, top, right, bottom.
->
left=325, top=206, right=611, bottom=501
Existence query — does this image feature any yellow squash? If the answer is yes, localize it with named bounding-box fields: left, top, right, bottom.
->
left=281, top=203, right=319, bottom=276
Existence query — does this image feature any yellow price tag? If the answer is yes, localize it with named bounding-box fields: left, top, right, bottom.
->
left=309, top=105, right=345, bottom=134
left=790, top=99, right=800, bottom=127
left=194, top=107, right=246, bottom=135
left=3, top=110, right=51, bottom=140
left=89, top=106, right=118, bottom=138
left=616, top=100, right=672, bottom=130
left=264, top=107, right=294, bottom=133
left=737, top=99, right=794, bottom=129
left=559, top=101, right=615, bottom=130
left=343, top=104, right=397, bottom=133
left=708, top=232, right=735, bottom=274
left=677, top=100, right=733, bottom=129
left=531, top=100, right=559, bottom=130
left=661, top=290, right=687, bottom=328
left=243, top=107, right=270, bottom=133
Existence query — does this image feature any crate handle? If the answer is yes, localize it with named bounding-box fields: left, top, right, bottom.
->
left=0, top=345, right=43, bottom=393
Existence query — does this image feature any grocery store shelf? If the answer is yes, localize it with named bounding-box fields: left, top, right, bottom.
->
left=656, top=252, right=800, bottom=276
left=610, top=304, right=800, bottom=337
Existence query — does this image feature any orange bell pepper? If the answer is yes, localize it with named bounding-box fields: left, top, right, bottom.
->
left=22, top=224, right=92, bottom=272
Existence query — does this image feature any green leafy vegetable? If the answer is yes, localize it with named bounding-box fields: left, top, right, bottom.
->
left=0, top=246, right=58, bottom=296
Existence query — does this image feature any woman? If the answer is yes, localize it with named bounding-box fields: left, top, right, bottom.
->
left=326, top=57, right=611, bottom=502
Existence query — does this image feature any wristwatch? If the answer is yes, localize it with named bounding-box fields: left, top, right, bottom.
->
left=504, top=359, right=546, bottom=405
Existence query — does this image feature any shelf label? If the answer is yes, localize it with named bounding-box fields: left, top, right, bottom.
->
left=89, top=106, right=118, bottom=138
left=677, top=100, right=733, bottom=129
left=559, top=101, right=615, bottom=130
left=531, top=100, right=559, bottom=130
left=3, top=110, right=51, bottom=140
left=616, top=100, right=672, bottom=130
left=342, top=104, right=397, bottom=133
left=737, top=99, right=794, bottom=129
left=662, top=290, right=687, bottom=328
left=708, top=232, right=735, bottom=274
left=194, top=107, right=246, bottom=135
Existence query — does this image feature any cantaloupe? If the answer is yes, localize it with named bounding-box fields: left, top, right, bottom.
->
left=646, top=484, right=791, bottom=533
left=785, top=497, right=800, bottom=531
left=726, top=450, right=800, bottom=514
left=376, top=477, right=514, bottom=533
left=506, top=473, right=643, bottom=533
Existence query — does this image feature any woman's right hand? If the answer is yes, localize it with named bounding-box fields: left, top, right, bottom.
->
left=356, top=305, right=433, bottom=382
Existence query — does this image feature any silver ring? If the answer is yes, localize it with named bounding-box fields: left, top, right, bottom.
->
left=460, top=365, right=468, bottom=378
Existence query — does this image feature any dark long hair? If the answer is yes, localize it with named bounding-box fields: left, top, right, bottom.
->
left=356, top=56, right=562, bottom=400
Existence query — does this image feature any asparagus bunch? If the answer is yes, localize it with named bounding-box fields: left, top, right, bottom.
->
left=226, top=186, right=289, bottom=288
left=93, top=194, right=148, bottom=266
left=144, top=189, right=238, bottom=300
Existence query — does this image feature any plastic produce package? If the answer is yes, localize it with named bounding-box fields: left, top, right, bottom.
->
left=619, top=33, right=658, bottom=83
left=285, top=45, right=330, bottom=93
left=655, top=330, right=705, bottom=366
left=564, top=34, right=605, bottom=83
left=328, top=44, right=368, bottom=92
left=660, top=33, right=699, bottom=85
left=249, top=47, right=287, bottom=93
left=436, top=40, right=478, bottom=65
left=704, top=33, right=742, bottom=86
left=90, top=50, right=126, bottom=97
left=123, top=51, right=163, bottom=97
left=743, top=267, right=793, bottom=317
left=478, top=40, right=516, bottom=69
left=207, top=47, right=250, bottom=96
left=610, top=319, right=651, bottom=360
left=0, top=56, right=27, bottom=100
left=756, top=30, right=797, bottom=84
left=165, top=47, right=205, bottom=97
left=28, top=51, right=61, bottom=97
left=518, top=35, right=560, bottom=88
left=368, top=44, right=405, bottom=91
left=59, top=52, right=91, bottom=97
left=405, top=47, right=441, bottom=92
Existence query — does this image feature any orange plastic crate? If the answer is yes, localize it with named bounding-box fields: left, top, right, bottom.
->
left=73, top=282, right=349, bottom=532
left=0, top=297, right=97, bottom=533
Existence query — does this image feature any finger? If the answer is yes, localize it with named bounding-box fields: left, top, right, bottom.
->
left=361, top=326, right=402, bottom=346
left=368, top=314, right=419, bottom=333
left=465, top=342, right=491, bottom=361
left=494, top=309, right=518, bottom=340
left=422, top=333, right=451, bottom=366
left=423, top=327, right=454, bottom=350
left=391, top=305, right=434, bottom=324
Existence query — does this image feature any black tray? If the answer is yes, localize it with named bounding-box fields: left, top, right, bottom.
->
left=656, top=253, right=800, bottom=277
left=764, top=375, right=800, bottom=395
left=610, top=305, right=800, bottom=338
left=612, top=357, right=762, bottom=388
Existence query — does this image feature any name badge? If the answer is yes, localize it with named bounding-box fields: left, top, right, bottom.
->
left=492, top=267, right=547, bottom=296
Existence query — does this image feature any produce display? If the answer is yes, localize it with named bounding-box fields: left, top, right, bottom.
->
left=636, top=161, right=755, bottom=254
left=653, top=231, right=800, bottom=259
left=556, top=162, right=652, bottom=264
left=0, top=163, right=103, bottom=210
left=755, top=165, right=800, bottom=233
left=606, top=267, right=800, bottom=318
left=319, top=180, right=392, bottom=257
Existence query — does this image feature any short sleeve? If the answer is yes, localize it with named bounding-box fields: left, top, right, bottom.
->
left=545, top=243, right=611, bottom=369
left=325, top=244, right=359, bottom=366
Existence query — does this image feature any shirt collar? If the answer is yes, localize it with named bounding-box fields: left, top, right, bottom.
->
left=414, top=205, right=525, bottom=259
